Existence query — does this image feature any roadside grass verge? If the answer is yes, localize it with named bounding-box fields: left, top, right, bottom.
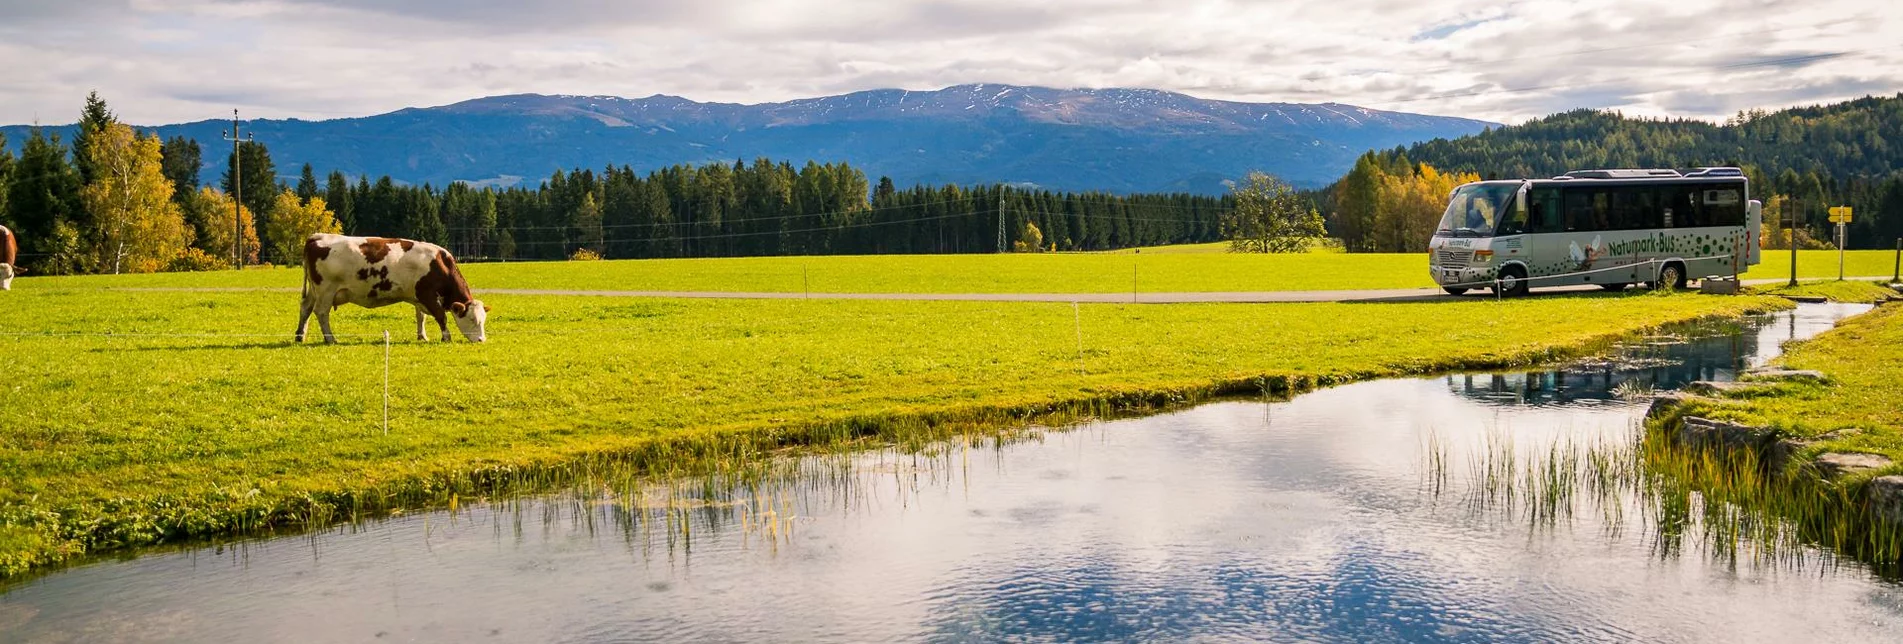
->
left=1746, top=280, right=1900, bottom=303
left=0, top=286, right=1787, bottom=576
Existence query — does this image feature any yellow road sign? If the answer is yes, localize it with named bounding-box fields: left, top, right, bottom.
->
left=1828, top=206, right=1853, bottom=223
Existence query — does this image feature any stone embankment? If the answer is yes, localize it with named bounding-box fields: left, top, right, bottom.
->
left=1651, top=367, right=1903, bottom=522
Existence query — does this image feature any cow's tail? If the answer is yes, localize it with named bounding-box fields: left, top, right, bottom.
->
left=299, top=237, right=314, bottom=310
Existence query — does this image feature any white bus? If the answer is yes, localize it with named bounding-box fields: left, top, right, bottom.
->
left=1429, top=168, right=1761, bottom=296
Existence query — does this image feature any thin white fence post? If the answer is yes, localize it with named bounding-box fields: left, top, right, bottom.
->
left=383, top=329, right=390, bottom=436
left=1072, top=301, right=1084, bottom=375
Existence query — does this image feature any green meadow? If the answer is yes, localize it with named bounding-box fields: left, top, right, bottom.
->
left=0, top=267, right=1790, bottom=576
left=1678, top=294, right=1903, bottom=466
left=18, top=248, right=1898, bottom=294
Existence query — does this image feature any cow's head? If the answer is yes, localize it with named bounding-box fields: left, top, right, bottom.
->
left=0, top=264, right=13, bottom=291
left=450, top=300, right=490, bottom=342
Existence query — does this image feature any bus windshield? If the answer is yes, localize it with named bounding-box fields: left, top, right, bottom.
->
left=1436, top=184, right=1517, bottom=237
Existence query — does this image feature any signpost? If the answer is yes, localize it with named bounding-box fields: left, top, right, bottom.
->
left=1829, top=206, right=1853, bottom=281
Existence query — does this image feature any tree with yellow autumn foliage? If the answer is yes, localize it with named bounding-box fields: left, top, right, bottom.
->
left=1332, top=153, right=1480, bottom=253
left=184, top=186, right=261, bottom=267
left=265, top=189, right=341, bottom=264
left=79, top=123, right=191, bottom=273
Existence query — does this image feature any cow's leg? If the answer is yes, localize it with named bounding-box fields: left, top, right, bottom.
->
left=414, top=305, right=429, bottom=341
left=434, top=310, right=451, bottom=343
left=314, top=286, right=340, bottom=344
left=295, top=290, right=315, bottom=342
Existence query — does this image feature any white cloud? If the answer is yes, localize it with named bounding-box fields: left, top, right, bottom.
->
left=0, top=0, right=1896, bottom=125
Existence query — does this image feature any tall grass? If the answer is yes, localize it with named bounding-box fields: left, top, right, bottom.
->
left=1423, top=418, right=1903, bottom=577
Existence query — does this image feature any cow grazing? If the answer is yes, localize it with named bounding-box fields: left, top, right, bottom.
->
left=297, top=234, right=490, bottom=344
left=1, top=224, right=16, bottom=291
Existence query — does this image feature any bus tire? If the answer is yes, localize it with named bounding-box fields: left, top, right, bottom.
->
left=1599, top=283, right=1629, bottom=292
left=1497, top=266, right=1529, bottom=297
left=1442, top=287, right=1469, bottom=296
left=1653, top=263, right=1686, bottom=291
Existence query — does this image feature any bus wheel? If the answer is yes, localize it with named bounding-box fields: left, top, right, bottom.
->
left=1442, top=287, right=1469, bottom=296
left=1496, top=266, right=1529, bottom=297
left=1653, top=263, right=1686, bottom=291
left=1599, top=283, right=1629, bottom=292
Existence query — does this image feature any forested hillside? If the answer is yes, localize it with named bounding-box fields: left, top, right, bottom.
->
left=1327, top=94, right=1903, bottom=250
left=0, top=93, right=1230, bottom=274
left=0, top=85, right=1493, bottom=194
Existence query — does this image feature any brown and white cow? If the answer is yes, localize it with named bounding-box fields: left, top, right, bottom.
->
left=1, top=224, right=17, bottom=291
left=297, top=233, right=490, bottom=343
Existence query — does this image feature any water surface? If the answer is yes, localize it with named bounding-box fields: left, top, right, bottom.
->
left=2, top=302, right=1892, bottom=643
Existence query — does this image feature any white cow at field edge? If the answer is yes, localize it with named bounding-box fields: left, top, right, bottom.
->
left=1, top=224, right=17, bottom=290
left=298, top=233, right=490, bottom=343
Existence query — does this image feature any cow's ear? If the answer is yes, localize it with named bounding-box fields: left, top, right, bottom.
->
left=483, top=304, right=493, bottom=313
left=450, top=302, right=467, bottom=315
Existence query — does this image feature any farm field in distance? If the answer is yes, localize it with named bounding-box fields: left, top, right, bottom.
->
left=0, top=273, right=1790, bottom=576
left=18, top=248, right=1900, bottom=295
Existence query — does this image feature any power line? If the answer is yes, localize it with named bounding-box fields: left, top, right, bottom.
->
left=443, top=195, right=986, bottom=232
left=491, top=210, right=1226, bottom=247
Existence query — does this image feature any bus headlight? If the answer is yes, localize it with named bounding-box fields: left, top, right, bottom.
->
left=1472, top=250, right=1493, bottom=262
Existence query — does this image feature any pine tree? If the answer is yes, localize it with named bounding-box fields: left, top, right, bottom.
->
left=71, top=91, right=116, bottom=189
left=0, top=133, right=11, bottom=229
left=573, top=192, right=603, bottom=254
left=222, top=140, right=277, bottom=241
left=158, top=136, right=202, bottom=206
left=295, top=163, right=318, bottom=204
left=6, top=128, right=84, bottom=269
left=325, top=171, right=354, bottom=233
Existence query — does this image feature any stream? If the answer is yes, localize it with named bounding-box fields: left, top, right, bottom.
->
left=0, top=302, right=1892, bottom=643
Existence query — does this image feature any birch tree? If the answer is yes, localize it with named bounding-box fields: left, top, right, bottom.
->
left=80, top=123, right=190, bottom=273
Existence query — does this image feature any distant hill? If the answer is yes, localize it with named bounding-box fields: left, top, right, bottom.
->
left=1391, top=93, right=1903, bottom=182
left=0, top=84, right=1495, bottom=194
left=1326, top=93, right=1903, bottom=249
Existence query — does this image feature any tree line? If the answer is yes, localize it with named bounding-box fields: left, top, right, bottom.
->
left=1320, top=94, right=1903, bottom=251
left=0, top=93, right=1232, bottom=275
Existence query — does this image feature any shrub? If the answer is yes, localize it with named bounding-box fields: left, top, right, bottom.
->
left=166, top=247, right=230, bottom=272
left=569, top=248, right=603, bottom=261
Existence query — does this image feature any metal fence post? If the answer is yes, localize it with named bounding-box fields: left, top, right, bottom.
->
left=1787, top=202, right=1799, bottom=288
left=383, top=330, right=391, bottom=436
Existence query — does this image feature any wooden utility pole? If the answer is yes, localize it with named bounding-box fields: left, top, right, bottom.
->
left=222, top=110, right=253, bottom=269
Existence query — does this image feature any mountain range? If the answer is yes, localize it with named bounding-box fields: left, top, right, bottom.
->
left=2, top=84, right=1497, bottom=194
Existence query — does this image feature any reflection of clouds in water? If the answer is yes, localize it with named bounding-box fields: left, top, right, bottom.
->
left=920, top=537, right=1598, bottom=642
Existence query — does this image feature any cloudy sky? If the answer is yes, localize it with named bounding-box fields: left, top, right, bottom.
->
left=1, top=0, right=1898, bottom=126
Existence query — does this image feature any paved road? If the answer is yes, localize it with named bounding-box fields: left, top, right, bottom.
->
left=118, top=276, right=1897, bottom=304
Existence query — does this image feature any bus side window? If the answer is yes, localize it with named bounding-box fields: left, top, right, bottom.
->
left=1528, top=189, right=1561, bottom=233
left=1592, top=191, right=1612, bottom=231
left=1680, top=186, right=1706, bottom=228
left=1497, top=193, right=1528, bottom=235
left=1563, top=189, right=1593, bottom=232
left=1706, top=188, right=1744, bottom=226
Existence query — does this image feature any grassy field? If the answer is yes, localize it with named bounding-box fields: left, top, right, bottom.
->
left=0, top=277, right=1789, bottom=576
left=15, top=248, right=1897, bottom=294
left=1679, top=299, right=1903, bottom=467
